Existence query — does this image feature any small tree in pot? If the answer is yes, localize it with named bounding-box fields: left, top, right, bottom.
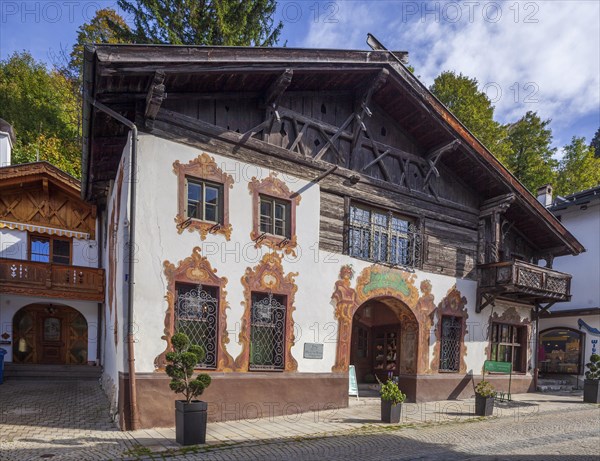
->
left=379, top=379, right=406, bottom=423
left=474, top=380, right=496, bottom=416
left=583, top=353, right=600, bottom=404
left=166, top=332, right=212, bottom=446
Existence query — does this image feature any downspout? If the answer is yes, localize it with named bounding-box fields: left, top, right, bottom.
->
left=86, top=96, right=140, bottom=430
left=97, top=212, right=103, bottom=366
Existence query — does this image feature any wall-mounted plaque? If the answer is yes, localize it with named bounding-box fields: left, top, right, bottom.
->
left=303, top=342, right=324, bottom=359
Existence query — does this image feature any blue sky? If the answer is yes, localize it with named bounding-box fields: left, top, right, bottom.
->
left=1, top=1, right=599, bottom=153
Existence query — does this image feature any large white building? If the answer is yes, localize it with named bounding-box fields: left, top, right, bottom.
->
left=539, top=185, right=600, bottom=378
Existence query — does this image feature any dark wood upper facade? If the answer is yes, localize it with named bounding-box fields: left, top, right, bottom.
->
left=81, top=45, right=584, bottom=309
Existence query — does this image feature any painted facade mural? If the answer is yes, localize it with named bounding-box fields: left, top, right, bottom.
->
left=157, top=247, right=235, bottom=371
left=235, top=251, right=299, bottom=372
left=173, top=153, right=234, bottom=240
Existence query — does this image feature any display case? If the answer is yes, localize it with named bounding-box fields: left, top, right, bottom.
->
left=372, top=325, right=400, bottom=382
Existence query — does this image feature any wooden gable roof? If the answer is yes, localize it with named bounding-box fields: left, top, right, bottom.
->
left=82, top=45, right=583, bottom=256
left=0, top=162, right=96, bottom=238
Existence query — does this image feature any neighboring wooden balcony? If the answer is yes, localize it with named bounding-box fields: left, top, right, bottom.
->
left=477, top=259, right=571, bottom=312
left=0, top=258, right=105, bottom=302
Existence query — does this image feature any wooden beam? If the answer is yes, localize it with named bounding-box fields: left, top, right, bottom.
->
left=263, top=69, right=293, bottom=109
left=144, top=71, right=166, bottom=129
left=361, top=149, right=391, bottom=172
left=422, top=140, right=460, bottom=187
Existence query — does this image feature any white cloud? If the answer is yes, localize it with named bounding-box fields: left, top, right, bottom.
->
left=297, top=1, right=599, bottom=145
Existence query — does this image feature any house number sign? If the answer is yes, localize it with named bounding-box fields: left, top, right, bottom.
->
left=303, top=343, right=324, bottom=359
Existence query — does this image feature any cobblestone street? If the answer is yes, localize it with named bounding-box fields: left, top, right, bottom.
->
left=0, top=379, right=598, bottom=460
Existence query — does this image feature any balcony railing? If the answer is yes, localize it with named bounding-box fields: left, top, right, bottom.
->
left=478, top=259, right=571, bottom=308
left=0, top=258, right=105, bottom=301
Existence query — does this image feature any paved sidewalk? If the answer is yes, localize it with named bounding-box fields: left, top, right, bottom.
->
left=0, top=379, right=596, bottom=461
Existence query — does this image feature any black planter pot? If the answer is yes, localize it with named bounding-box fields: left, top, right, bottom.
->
left=475, top=394, right=494, bottom=416
left=175, top=400, right=208, bottom=446
left=583, top=379, right=600, bottom=403
left=381, top=399, right=402, bottom=423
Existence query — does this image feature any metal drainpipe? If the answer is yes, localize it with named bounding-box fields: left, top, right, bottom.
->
left=87, top=97, right=140, bottom=430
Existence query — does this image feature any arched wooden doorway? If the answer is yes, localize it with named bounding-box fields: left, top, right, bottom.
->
left=13, top=304, right=88, bottom=364
left=350, top=296, right=419, bottom=384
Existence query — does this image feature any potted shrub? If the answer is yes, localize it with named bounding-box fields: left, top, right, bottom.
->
left=583, top=353, right=600, bottom=403
left=379, top=378, right=406, bottom=423
left=166, top=332, right=212, bottom=446
left=474, top=380, right=496, bottom=416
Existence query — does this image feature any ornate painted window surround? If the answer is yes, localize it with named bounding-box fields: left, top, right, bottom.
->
left=430, top=286, right=469, bottom=374
left=173, top=153, right=233, bottom=240
left=156, top=247, right=234, bottom=371
left=234, top=252, right=298, bottom=372
left=248, top=173, right=300, bottom=256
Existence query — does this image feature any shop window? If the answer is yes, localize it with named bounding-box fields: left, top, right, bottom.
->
left=539, top=328, right=583, bottom=374
left=439, top=316, right=462, bottom=372
left=249, top=292, right=287, bottom=371
left=175, top=282, right=219, bottom=369
left=490, top=323, right=527, bottom=372
left=348, top=204, right=421, bottom=268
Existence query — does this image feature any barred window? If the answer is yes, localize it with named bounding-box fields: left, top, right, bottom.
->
left=439, top=316, right=462, bottom=372
left=175, top=283, right=219, bottom=369
left=348, top=204, right=420, bottom=268
left=249, top=292, right=287, bottom=371
left=491, top=323, right=526, bottom=372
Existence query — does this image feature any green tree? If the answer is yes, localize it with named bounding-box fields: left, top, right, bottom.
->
left=430, top=71, right=511, bottom=162
left=505, top=111, right=558, bottom=193
left=556, top=137, right=600, bottom=196
left=0, top=52, right=81, bottom=177
left=68, top=8, right=131, bottom=81
left=118, top=0, right=283, bottom=46
left=590, top=127, right=600, bottom=158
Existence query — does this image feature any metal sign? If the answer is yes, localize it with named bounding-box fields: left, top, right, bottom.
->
left=303, top=343, right=324, bottom=359
left=484, top=360, right=512, bottom=373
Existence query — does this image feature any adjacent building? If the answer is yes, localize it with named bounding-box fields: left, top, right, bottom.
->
left=538, top=185, right=600, bottom=379
left=0, top=148, right=104, bottom=369
left=74, top=45, right=584, bottom=430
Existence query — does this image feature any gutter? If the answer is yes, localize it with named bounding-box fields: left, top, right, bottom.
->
left=85, top=95, right=140, bottom=431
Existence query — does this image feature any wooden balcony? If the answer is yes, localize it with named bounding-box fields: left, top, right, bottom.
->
left=0, top=258, right=104, bottom=302
left=477, top=259, right=571, bottom=312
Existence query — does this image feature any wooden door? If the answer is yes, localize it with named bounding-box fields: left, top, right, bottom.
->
left=39, top=315, right=65, bottom=364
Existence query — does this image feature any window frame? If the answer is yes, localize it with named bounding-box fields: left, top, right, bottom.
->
left=490, top=322, right=527, bottom=373
left=438, top=315, right=463, bottom=373
left=248, top=173, right=301, bottom=256
left=28, top=234, right=72, bottom=265
left=173, top=154, right=233, bottom=240
left=259, top=194, right=291, bottom=238
left=185, top=177, right=224, bottom=224
left=248, top=291, right=288, bottom=372
left=174, top=281, right=220, bottom=370
left=346, top=202, right=421, bottom=269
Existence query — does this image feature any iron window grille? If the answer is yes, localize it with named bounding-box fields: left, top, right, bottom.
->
left=185, top=177, right=223, bottom=224
left=175, top=283, right=219, bottom=369
left=348, top=204, right=421, bottom=269
left=439, top=315, right=462, bottom=372
left=249, top=292, right=287, bottom=371
left=259, top=195, right=291, bottom=238
left=490, top=323, right=526, bottom=372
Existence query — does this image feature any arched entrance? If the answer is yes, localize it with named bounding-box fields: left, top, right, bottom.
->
left=350, top=296, right=419, bottom=385
left=13, top=304, right=88, bottom=364
left=539, top=327, right=584, bottom=375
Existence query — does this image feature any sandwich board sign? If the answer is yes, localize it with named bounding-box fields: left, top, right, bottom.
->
left=349, top=365, right=359, bottom=400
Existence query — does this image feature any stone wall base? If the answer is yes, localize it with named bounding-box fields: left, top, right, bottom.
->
left=117, top=371, right=533, bottom=430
